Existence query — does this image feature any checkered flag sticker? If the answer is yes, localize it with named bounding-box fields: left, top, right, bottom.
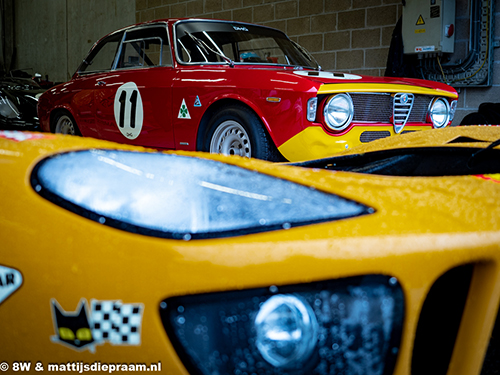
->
left=90, top=300, right=144, bottom=346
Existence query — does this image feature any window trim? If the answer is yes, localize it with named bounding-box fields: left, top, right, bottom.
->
left=172, top=18, right=293, bottom=67
left=77, top=22, right=172, bottom=76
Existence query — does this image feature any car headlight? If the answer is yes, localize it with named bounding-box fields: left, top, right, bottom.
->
left=323, top=93, right=354, bottom=131
left=255, top=294, right=318, bottom=368
left=0, top=95, right=21, bottom=119
left=31, top=150, right=372, bottom=239
left=160, top=275, right=404, bottom=375
left=429, top=98, right=450, bottom=128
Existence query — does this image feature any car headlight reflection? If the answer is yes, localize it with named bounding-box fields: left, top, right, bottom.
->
left=31, top=150, right=372, bottom=239
left=160, top=275, right=404, bottom=375
left=0, top=95, right=21, bottom=118
left=323, top=93, right=353, bottom=131
left=255, top=295, right=318, bottom=368
left=429, top=97, right=450, bottom=128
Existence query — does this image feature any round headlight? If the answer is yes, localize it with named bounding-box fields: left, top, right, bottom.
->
left=429, top=98, right=450, bottom=128
left=254, top=294, right=318, bottom=369
left=323, top=93, right=353, bottom=131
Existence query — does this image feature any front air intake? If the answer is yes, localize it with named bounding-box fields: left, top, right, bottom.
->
left=359, top=130, right=391, bottom=143
left=412, top=264, right=473, bottom=375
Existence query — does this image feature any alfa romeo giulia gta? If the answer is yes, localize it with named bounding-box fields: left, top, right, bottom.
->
left=37, top=18, right=458, bottom=161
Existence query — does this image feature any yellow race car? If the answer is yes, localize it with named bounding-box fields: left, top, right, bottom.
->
left=0, top=126, right=499, bottom=375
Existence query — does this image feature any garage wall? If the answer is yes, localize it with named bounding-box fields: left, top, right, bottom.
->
left=14, top=0, right=135, bottom=83
left=135, top=0, right=499, bottom=126
left=136, top=0, right=402, bottom=77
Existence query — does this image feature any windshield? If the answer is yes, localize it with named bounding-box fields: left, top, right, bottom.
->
left=174, top=20, right=319, bottom=69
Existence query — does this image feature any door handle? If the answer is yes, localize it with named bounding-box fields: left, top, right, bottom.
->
left=96, top=81, right=107, bottom=86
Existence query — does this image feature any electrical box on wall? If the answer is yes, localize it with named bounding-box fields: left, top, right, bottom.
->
left=402, top=0, right=456, bottom=55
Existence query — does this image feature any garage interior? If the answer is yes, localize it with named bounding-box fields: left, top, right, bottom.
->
left=0, top=0, right=498, bottom=126
left=0, top=2, right=500, bottom=374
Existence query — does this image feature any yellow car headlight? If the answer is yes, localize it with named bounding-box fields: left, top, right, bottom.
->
left=255, top=294, right=319, bottom=368
left=31, top=150, right=372, bottom=239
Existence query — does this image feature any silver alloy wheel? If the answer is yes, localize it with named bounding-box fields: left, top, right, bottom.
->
left=54, top=115, right=76, bottom=135
left=209, top=120, right=251, bottom=157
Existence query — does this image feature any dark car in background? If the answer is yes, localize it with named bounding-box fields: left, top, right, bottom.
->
left=0, top=76, right=45, bottom=130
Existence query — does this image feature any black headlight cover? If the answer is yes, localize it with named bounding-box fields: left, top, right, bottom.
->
left=160, top=275, right=404, bottom=375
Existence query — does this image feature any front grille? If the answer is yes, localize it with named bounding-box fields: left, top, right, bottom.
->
left=393, top=93, right=414, bottom=132
left=352, top=94, right=392, bottom=123
left=409, top=96, right=432, bottom=122
left=360, top=131, right=391, bottom=143
left=351, top=93, right=432, bottom=124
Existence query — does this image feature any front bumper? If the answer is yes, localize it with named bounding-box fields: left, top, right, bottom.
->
left=278, top=124, right=434, bottom=162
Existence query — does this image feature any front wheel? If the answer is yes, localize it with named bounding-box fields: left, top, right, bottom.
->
left=53, top=112, right=81, bottom=135
left=209, top=120, right=252, bottom=157
left=204, top=105, right=282, bottom=161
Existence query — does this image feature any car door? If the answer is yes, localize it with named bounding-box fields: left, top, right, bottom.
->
left=93, top=24, right=176, bottom=149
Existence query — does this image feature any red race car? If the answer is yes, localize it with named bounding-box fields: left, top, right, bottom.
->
left=38, top=18, right=458, bottom=162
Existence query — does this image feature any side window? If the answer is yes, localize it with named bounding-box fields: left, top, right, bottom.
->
left=79, top=32, right=123, bottom=74
left=117, top=25, right=172, bottom=69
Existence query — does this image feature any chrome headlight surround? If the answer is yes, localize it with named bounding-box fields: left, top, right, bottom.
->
left=429, top=97, right=451, bottom=128
left=449, top=99, right=457, bottom=123
left=160, top=275, right=404, bottom=375
left=323, top=93, right=354, bottom=131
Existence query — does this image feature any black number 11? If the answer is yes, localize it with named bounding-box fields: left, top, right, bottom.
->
left=118, top=89, right=138, bottom=129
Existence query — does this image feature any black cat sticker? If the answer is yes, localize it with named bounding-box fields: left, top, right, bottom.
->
left=50, top=298, right=144, bottom=352
left=51, top=299, right=94, bottom=350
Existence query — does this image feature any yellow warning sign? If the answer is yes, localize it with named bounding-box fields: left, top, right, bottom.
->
left=416, top=15, right=425, bottom=25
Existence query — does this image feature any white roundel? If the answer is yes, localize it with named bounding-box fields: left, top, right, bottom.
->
left=114, top=82, right=144, bottom=140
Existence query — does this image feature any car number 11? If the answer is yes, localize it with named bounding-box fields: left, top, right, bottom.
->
left=114, top=82, right=144, bottom=140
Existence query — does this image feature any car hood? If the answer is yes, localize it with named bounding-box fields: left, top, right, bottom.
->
left=0, top=76, right=44, bottom=91
left=290, top=126, right=500, bottom=177
left=227, top=67, right=457, bottom=97
left=335, top=125, right=500, bottom=154
left=288, top=69, right=456, bottom=94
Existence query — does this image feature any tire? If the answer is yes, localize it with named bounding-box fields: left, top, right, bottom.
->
left=203, top=105, right=282, bottom=161
left=53, top=112, right=81, bottom=135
